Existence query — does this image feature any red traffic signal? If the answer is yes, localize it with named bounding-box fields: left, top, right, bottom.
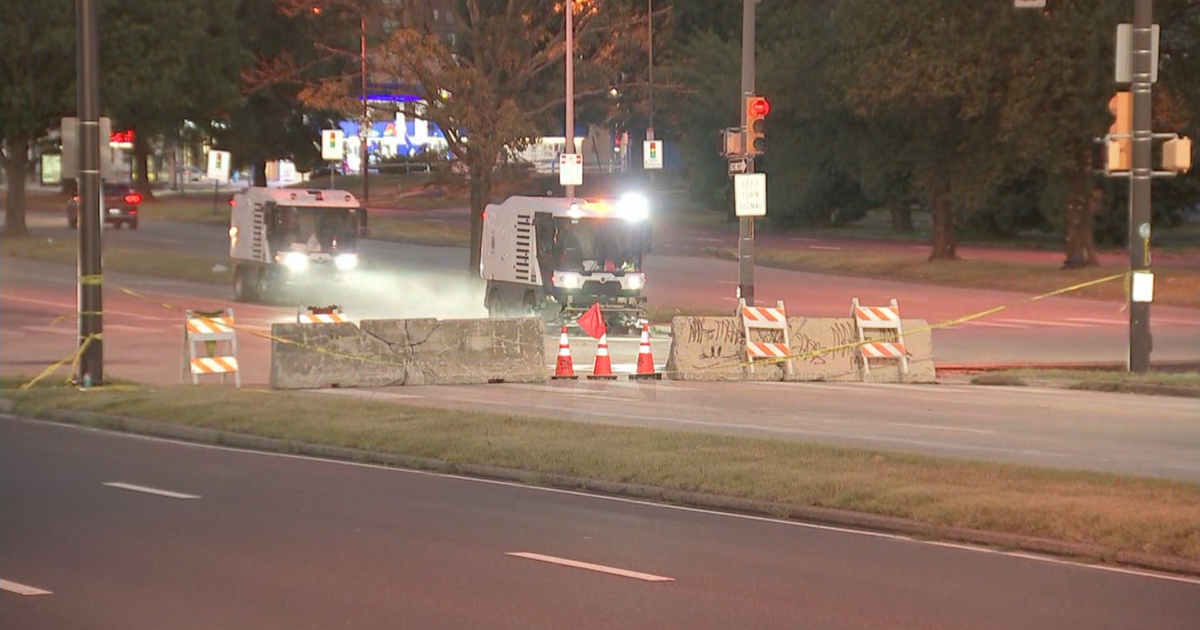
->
left=747, top=97, right=770, bottom=118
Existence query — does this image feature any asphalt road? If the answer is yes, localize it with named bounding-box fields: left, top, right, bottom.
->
left=3, top=418, right=1196, bottom=630
left=10, top=211, right=1200, bottom=364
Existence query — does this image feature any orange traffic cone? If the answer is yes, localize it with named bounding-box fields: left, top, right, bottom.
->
left=629, top=323, right=661, bottom=380
left=587, top=333, right=617, bottom=380
left=553, top=325, right=578, bottom=380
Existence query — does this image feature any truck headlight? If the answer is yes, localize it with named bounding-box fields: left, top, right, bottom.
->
left=626, top=273, right=646, bottom=290
left=335, top=253, right=359, bottom=271
left=555, top=272, right=584, bottom=289
left=618, top=192, right=650, bottom=222
left=282, top=251, right=309, bottom=272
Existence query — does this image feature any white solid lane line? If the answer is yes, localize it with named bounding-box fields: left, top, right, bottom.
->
left=0, top=579, right=53, bottom=596
left=889, top=423, right=996, bottom=435
left=506, top=552, right=674, bottom=583
left=102, top=482, right=200, bottom=499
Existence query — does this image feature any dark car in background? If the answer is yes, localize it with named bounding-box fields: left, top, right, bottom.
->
left=67, top=182, right=142, bottom=230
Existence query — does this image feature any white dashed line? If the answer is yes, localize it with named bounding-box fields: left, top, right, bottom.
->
left=102, top=482, right=200, bottom=499
left=506, top=552, right=674, bottom=582
left=0, top=579, right=52, bottom=596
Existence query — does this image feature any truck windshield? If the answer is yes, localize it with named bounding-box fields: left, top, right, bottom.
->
left=551, top=217, right=647, bottom=272
left=274, top=206, right=359, bottom=252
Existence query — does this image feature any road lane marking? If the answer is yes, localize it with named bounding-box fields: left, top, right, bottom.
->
left=890, top=423, right=996, bottom=435
left=958, top=320, right=1026, bottom=329
left=1065, top=317, right=1126, bottom=326
left=807, top=245, right=843, bottom=251
left=0, top=330, right=25, bottom=337
left=0, top=294, right=168, bottom=321
left=22, top=326, right=76, bottom=335
left=0, top=579, right=52, bottom=596
left=506, top=552, right=674, bottom=582
left=999, top=318, right=1094, bottom=329
left=12, top=417, right=1196, bottom=585
left=102, top=482, right=199, bottom=499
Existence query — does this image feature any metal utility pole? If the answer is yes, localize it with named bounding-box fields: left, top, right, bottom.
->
left=361, top=15, right=370, bottom=202
left=565, top=1, right=576, bottom=199
left=738, top=0, right=758, bottom=306
left=1129, top=0, right=1153, bottom=373
left=76, top=0, right=103, bottom=386
left=647, top=0, right=654, bottom=139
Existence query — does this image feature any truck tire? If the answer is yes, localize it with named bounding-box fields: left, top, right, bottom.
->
left=233, top=264, right=259, bottom=303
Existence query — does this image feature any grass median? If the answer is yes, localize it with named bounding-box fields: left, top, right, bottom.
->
left=3, top=378, right=1196, bottom=566
left=1, top=234, right=231, bottom=286
left=972, top=368, right=1200, bottom=396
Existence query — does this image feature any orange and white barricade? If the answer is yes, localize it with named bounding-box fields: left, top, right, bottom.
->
left=298, top=305, right=348, bottom=324
left=739, top=298, right=793, bottom=376
left=181, top=308, right=240, bottom=387
left=851, top=298, right=908, bottom=378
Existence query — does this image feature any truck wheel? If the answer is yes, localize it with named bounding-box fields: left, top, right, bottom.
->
left=233, top=264, right=259, bottom=303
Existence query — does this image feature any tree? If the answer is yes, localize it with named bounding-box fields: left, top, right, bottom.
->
left=291, top=0, right=648, bottom=274
left=0, top=0, right=74, bottom=238
left=836, top=0, right=1026, bottom=260
left=100, top=0, right=242, bottom=196
left=218, top=0, right=343, bottom=185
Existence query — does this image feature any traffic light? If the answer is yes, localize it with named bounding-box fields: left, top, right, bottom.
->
left=1107, top=91, right=1131, bottom=172
left=745, top=96, right=769, bottom=155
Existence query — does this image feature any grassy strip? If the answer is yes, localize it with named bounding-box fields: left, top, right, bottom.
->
left=3, top=379, right=1197, bottom=561
left=366, top=216, right=471, bottom=248
left=1, top=235, right=230, bottom=286
left=973, top=369, right=1200, bottom=388
left=705, top=246, right=1199, bottom=308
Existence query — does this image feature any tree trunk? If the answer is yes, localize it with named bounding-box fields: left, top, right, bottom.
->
left=1, top=138, right=30, bottom=238
left=928, top=189, right=956, bottom=260
left=1063, top=166, right=1100, bottom=269
left=468, top=160, right=492, bottom=277
left=253, top=160, right=267, bottom=187
left=890, top=205, right=914, bottom=233
left=133, top=130, right=152, bottom=197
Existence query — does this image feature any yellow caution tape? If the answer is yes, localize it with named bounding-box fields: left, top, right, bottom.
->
left=731, top=272, right=1129, bottom=369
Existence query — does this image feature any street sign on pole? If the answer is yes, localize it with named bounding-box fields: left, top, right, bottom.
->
left=321, top=129, right=345, bottom=161
left=1115, top=23, right=1160, bottom=84
left=643, top=140, right=663, bottom=170
left=734, top=173, right=767, bottom=217
left=559, top=153, right=583, bottom=187
left=207, top=150, right=232, bottom=182
left=61, top=116, right=114, bottom=179
left=728, top=158, right=748, bottom=175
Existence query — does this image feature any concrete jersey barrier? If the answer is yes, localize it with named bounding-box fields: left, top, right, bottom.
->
left=270, top=317, right=547, bottom=389
left=666, top=316, right=934, bottom=383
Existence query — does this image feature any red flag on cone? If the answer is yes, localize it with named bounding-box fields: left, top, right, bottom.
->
left=629, top=323, right=661, bottom=380
left=553, top=325, right=578, bottom=380
left=587, top=333, right=617, bottom=380
left=577, top=303, right=606, bottom=339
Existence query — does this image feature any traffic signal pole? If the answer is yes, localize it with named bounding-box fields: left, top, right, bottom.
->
left=76, top=0, right=103, bottom=386
left=738, top=0, right=757, bottom=306
left=1129, top=0, right=1153, bottom=373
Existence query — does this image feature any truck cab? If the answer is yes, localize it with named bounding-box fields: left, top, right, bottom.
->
left=481, top=194, right=653, bottom=332
left=229, top=187, right=363, bottom=302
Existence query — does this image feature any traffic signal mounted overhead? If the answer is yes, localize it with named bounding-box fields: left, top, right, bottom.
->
left=1106, top=91, right=1132, bottom=172
left=745, top=96, right=769, bottom=156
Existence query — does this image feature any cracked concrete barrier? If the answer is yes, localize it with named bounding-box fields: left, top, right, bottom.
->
left=270, top=317, right=547, bottom=389
left=666, top=317, right=934, bottom=383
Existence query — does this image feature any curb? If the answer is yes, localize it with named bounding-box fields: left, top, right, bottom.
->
left=18, top=407, right=1199, bottom=578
